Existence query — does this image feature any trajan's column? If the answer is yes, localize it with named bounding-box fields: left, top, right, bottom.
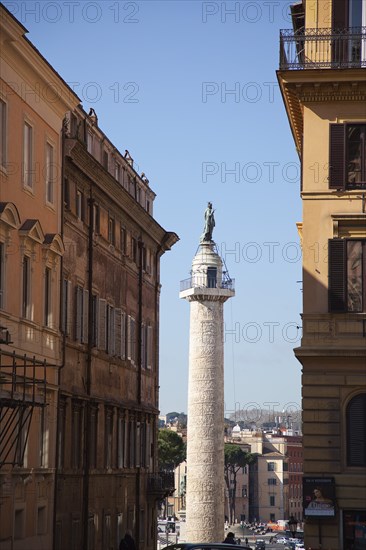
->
left=179, top=203, right=235, bottom=542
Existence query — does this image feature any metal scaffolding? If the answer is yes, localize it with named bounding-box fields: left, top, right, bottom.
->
left=0, top=349, right=57, bottom=468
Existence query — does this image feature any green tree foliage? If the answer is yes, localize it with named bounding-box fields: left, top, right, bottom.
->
left=158, top=429, right=186, bottom=470
left=224, top=444, right=255, bottom=524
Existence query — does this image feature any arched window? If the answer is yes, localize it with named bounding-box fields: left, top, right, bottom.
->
left=347, top=393, right=366, bottom=466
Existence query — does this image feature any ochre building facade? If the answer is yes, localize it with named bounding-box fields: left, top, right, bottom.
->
left=278, top=1, right=366, bottom=548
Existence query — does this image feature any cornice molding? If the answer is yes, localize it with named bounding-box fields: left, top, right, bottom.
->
left=298, top=88, right=366, bottom=103
left=277, top=70, right=366, bottom=156
left=186, top=295, right=231, bottom=303
left=65, top=141, right=178, bottom=249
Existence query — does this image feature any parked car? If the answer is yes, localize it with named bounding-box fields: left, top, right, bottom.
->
left=162, top=544, right=250, bottom=550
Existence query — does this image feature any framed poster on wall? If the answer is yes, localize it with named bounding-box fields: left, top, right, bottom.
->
left=303, top=477, right=336, bottom=517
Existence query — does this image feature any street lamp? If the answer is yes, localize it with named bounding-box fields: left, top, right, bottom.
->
left=288, top=515, right=298, bottom=538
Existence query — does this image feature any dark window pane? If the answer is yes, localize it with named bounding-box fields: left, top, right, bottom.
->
left=207, top=267, right=217, bottom=288
left=347, top=126, right=362, bottom=185
left=349, top=0, right=363, bottom=26
left=347, top=241, right=363, bottom=312
left=346, top=124, right=366, bottom=188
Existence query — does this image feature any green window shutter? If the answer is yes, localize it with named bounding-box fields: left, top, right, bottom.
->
left=328, top=239, right=347, bottom=312
left=329, top=124, right=345, bottom=189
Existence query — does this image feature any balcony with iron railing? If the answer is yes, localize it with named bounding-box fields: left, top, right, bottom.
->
left=280, top=27, right=366, bottom=69
left=147, top=471, right=175, bottom=498
left=180, top=275, right=235, bottom=293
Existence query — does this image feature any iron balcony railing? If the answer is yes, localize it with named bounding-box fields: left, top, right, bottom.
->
left=147, top=471, right=175, bottom=497
left=180, top=276, right=235, bottom=292
left=280, top=27, right=366, bottom=69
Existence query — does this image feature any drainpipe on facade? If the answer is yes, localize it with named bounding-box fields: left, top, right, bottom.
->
left=53, top=117, right=67, bottom=550
left=136, top=237, right=144, bottom=548
left=154, top=244, right=163, bottom=542
left=154, top=244, right=163, bottom=419
left=137, top=238, right=143, bottom=406
left=82, top=186, right=94, bottom=550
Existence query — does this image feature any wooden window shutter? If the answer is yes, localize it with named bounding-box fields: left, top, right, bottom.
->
left=75, top=286, right=82, bottom=342
left=107, top=305, right=115, bottom=356
left=130, top=419, right=135, bottom=467
left=347, top=393, right=366, bottom=466
left=140, top=421, right=146, bottom=467
left=147, top=325, right=153, bottom=370
left=115, top=308, right=122, bottom=358
left=145, top=421, right=151, bottom=468
left=64, top=280, right=72, bottom=336
left=66, top=280, right=72, bottom=336
left=131, top=317, right=136, bottom=364
left=127, top=315, right=132, bottom=360
left=135, top=421, right=141, bottom=468
left=332, top=0, right=348, bottom=29
left=98, top=299, right=107, bottom=350
left=329, top=124, right=345, bottom=189
left=328, top=239, right=347, bottom=312
left=141, top=322, right=146, bottom=369
left=111, top=307, right=116, bottom=355
left=121, top=311, right=126, bottom=360
left=92, top=295, right=99, bottom=347
left=82, top=289, right=89, bottom=344
left=123, top=416, right=128, bottom=468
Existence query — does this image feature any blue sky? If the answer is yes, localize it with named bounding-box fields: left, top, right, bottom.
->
left=6, top=0, right=303, bottom=419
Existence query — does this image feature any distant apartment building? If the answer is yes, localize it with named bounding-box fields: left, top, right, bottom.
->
left=233, top=430, right=291, bottom=523
left=167, top=436, right=250, bottom=525
left=172, top=460, right=187, bottom=519
left=277, top=0, right=366, bottom=547
left=250, top=450, right=289, bottom=524
left=225, top=462, right=250, bottom=525
left=286, top=436, right=303, bottom=522
left=225, top=429, right=251, bottom=523
left=0, top=5, right=79, bottom=549
left=165, top=427, right=301, bottom=526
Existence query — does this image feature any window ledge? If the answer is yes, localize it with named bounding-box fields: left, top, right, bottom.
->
left=45, top=201, right=56, bottom=213
left=42, top=326, right=59, bottom=336
left=331, top=213, right=366, bottom=220
left=22, top=185, right=35, bottom=198
left=332, top=214, right=366, bottom=238
left=20, top=316, right=37, bottom=327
